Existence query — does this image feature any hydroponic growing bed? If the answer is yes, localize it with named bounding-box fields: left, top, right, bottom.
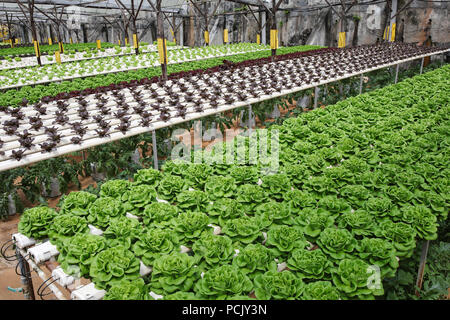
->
left=0, top=42, right=447, bottom=172
left=9, top=64, right=449, bottom=300
left=0, top=43, right=270, bottom=89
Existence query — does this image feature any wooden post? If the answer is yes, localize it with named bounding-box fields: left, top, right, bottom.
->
left=394, top=64, right=399, bottom=83
left=415, top=241, right=430, bottom=297
left=314, top=87, right=319, bottom=109
left=359, top=73, right=364, bottom=94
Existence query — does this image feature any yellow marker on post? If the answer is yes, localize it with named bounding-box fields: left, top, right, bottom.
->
left=257, top=34, right=260, bottom=45
left=157, top=38, right=167, bottom=64
left=390, top=23, right=396, bottom=42
left=58, top=42, right=64, bottom=53
left=15, top=38, right=19, bottom=44
left=48, top=38, right=52, bottom=45
left=118, top=39, right=121, bottom=45
left=133, top=33, right=138, bottom=49
left=170, top=28, right=176, bottom=44
left=55, top=51, right=61, bottom=64
left=223, top=29, right=228, bottom=43
left=270, top=29, right=278, bottom=49
left=125, top=37, right=128, bottom=46
left=33, top=40, right=40, bottom=57
left=383, top=26, right=390, bottom=40
left=96, top=40, right=101, bottom=49
left=204, top=31, right=209, bottom=45
left=70, top=37, right=73, bottom=44
left=338, top=32, right=346, bottom=48
left=275, top=30, right=279, bottom=48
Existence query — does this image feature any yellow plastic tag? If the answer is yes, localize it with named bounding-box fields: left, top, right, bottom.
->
left=170, top=28, right=175, bottom=43
left=204, top=31, right=209, bottom=44
left=157, top=38, right=167, bottom=64
left=383, top=26, right=390, bottom=40
left=390, top=23, right=396, bottom=42
left=96, top=40, right=101, bottom=49
left=338, top=32, right=346, bottom=48
left=33, top=40, right=40, bottom=57
left=70, top=38, right=73, bottom=44
left=125, top=37, right=128, bottom=46
left=118, top=39, right=121, bottom=45
left=223, top=29, right=228, bottom=43
left=58, top=42, right=64, bottom=53
left=133, top=33, right=138, bottom=49
left=270, top=29, right=278, bottom=49
left=48, top=38, right=52, bottom=45
left=257, top=34, right=260, bottom=45
left=55, top=51, right=61, bottom=64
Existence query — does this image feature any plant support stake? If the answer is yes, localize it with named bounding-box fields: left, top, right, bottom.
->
left=420, top=57, right=424, bottom=74
left=314, top=86, right=319, bottom=109
left=394, top=64, right=399, bottom=83
left=248, top=105, right=252, bottom=136
left=152, top=130, right=158, bottom=170
left=359, top=73, right=364, bottom=94
left=415, top=240, right=430, bottom=297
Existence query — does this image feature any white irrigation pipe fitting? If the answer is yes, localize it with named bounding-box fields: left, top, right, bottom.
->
left=149, top=291, right=164, bottom=300
left=277, top=262, right=288, bottom=272
left=27, top=241, right=59, bottom=264
left=139, top=261, right=152, bottom=277
left=208, top=224, right=222, bottom=235
left=12, top=233, right=36, bottom=249
left=71, top=282, right=106, bottom=300
left=52, top=266, right=76, bottom=287
left=88, top=224, right=104, bottom=236
left=180, top=245, right=191, bottom=254
left=0, top=47, right=448, bottom=172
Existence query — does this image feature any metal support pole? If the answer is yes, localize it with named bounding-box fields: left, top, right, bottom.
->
left=420, top=57, right=424, bottom=74
left=248, top=105, right=252, bottom=136
left=441, top=53, right=445, bottom=66
left=314, top=87, right=319, bottom=109
left=16, top=248, right=35, bottom=300
left=394, top=64, right=399, bottom=83
left=152, top=130, right=158, bottom=170
left=415, top=240, right=430, bottom=297
left=359, top=74, right=364, bottom=94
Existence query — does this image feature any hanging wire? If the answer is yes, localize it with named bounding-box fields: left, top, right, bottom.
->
left=14, top=253, right=31, bottom=277
left=37, top=276, right=59, bottom=300
left=0, top=239, right=17, bottom=262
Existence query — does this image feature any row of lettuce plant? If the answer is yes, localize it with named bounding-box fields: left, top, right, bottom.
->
left=16, top=65, right=449, bottom=299
left=1, top=60, right=441, bottom=220
left=0, top=45, right=323, bottom=108
left=0, top=42, right=116, bottom=58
